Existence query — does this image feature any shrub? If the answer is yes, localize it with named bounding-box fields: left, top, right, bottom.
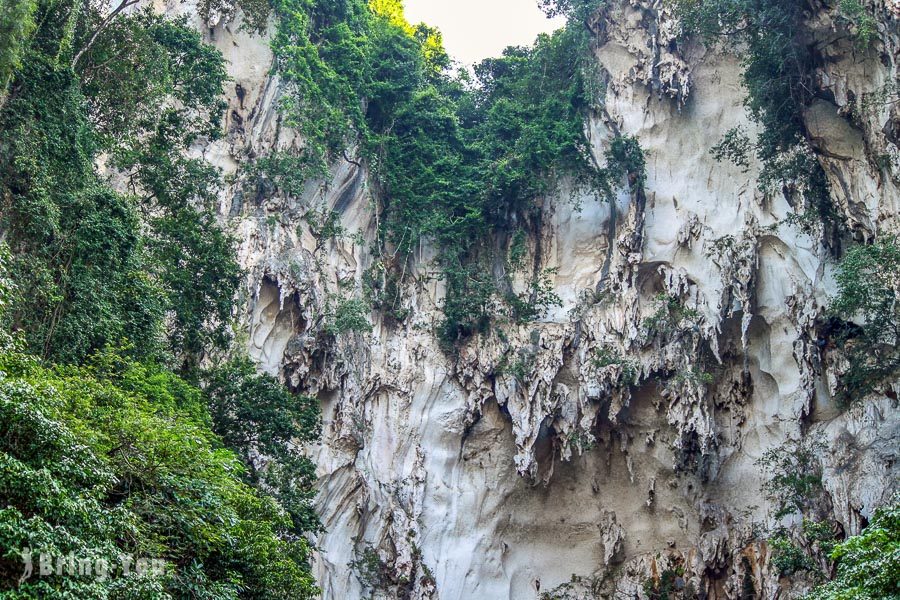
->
left=769, top=531, right=816, bottom=576
left=326, top=296, right=373, bottom=336
left=837, top=0, right=878, bottom=47
left=642, top=566, right=686, bottom=600
left=0, top=7, right=239, bottom=370
left=350, top=545, right=393, bottom=592
left=507, top=268, right=563, bottom=324
left=673, top=367, right=714, bottom=386
left=643, top=294, right=700, bottom=341
left=710, top=126, right=752, bottom=171
left=804, top=496, right=899, bottom=599
left=757, top=437, right=826, bottom=520
left=0, top=0, right=36, bottom=101
left=591, top=346, right=639, bottom=386
left=305, top=207, right=347, bottom=242
left=828, top=237, right=900, bottom=403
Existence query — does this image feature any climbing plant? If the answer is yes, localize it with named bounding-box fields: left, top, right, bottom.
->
left=263, top=0, right=638, bottom=346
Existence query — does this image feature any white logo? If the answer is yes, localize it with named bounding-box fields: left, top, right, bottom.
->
left=17, top=548, right=166, bottom=584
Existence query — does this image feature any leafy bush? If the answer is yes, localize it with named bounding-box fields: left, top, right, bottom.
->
left=0, top=344, right=319, bottom=598
left=828, top=237, right=900, bottom=403
left=326, top=296, right=373, bottom=336
left=507, top=268, right=563, bottom=323
left=0, top=8, right=322, bottom=597
left=643, top=294, right=700, bottom=341
left=710, top=126, right=752, bottom=171
left=757, top=437, right=826, bottom=520
left=673, top=367, right=714, bottom=386
left=537, top=0, right=603, bottom=23
left=350, top=545, right=394, bottom=592
left=497, top=347, right=535, bottom=385
left=363, top=258, right=411, bottom=324
left=438, top=260, right=496, bottom=344
left=642, top=566, right=687, bottom=600
left=0, top=54, right=165, bottom=364
left=591, top=346, right=639, bottom=386
left=204, top=357, right=321, bottom=535
left=149, top=207, right=242, bottom=367
left=199, top=0, right=272, bottom=33
left=803, top=518, right=838, bottom=558
left=305, top=207, right=347, bottom=242
left=837, top=0, right=878, bottom=47
left=605, top=134, right=647, bottom=188
left=769, top=531, right=817, bottom=576
left=0, top=0, right=36, bottom=101
left=247, top=151, right=327, bottom=198
left=758, top=438, right=845, bottom=581
left=804, top=496, right=899, bottom=599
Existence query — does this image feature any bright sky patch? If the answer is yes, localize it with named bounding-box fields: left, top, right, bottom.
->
left=403, top=0, right=566, bottom=65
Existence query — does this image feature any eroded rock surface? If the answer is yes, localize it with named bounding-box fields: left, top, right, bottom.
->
left=166, top=0, right=900, bottom=597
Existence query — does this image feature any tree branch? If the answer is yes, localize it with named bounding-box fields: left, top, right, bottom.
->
left=71, top=0, right=141, bottom=68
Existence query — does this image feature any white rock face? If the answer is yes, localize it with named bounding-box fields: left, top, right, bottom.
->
left=176, top=0, right=898, bottom=598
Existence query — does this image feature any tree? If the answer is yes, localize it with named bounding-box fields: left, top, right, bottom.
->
left=0, top=54, right=167, bottom=363
left=205, top=358, right=322, bottom=534
left=0, top=3, right=238, bottom=369
left=0, top=345, right=319, bottom=598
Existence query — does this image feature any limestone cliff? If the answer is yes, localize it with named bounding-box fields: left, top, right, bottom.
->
left=170, top=0, right=899, bottom=597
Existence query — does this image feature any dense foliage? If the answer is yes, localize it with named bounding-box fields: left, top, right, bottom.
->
left=0, top=0, right=36, bottom=103
left=0, top=1, right=322, bottom=596
left=0, top=0, right=895, bottom=596
left=205, top=359, right=321, bottom=535
left=757, top=440, right=898, bottom=593
left=804, top=496, right=899, bottom=600
left=0, top=341, right=318, bottom=598
left=0, top=2, right=238, bottom=370
left=758, top=438, right=827, bottom=521
left=828, top=236, right=900, bottom=403
left=756, top=437, right=840, bottom=580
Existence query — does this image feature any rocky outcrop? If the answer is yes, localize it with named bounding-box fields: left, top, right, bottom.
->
left=167, top=0, right=899, bottom=597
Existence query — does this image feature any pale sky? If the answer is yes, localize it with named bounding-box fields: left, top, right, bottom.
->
left=403, top=0, right=566, bottom=66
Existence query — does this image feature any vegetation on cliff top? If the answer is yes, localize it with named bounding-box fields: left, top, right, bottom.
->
left=259, top=0, right=636, bottom=344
